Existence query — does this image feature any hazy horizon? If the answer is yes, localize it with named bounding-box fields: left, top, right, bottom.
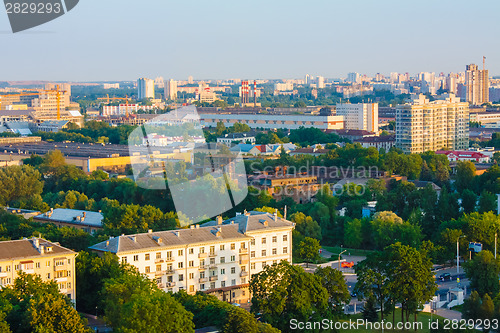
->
left=1, top=0, right=498, bottom=81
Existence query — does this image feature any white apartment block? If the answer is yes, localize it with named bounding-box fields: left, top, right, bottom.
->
left=89, top=211, right=294, bottom=304
left=200, top=114, right=344, bottom=130
left=396, top=94, right=469, bottom=154
left=336, top=103, right=378, bottom=132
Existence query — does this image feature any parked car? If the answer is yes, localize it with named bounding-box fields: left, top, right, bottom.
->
left=439, top=273, right=452, bottom=281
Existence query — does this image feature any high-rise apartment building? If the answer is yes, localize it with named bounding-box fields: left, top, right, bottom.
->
left=164, top=79, right=178, bottom=100
left=465, top=64, right=489, bottom=105
left=336, top=103, right=378, bottom=132
left=396, top=94, right=469, bottom=154
left=137, top=78, right=155, bottom=100
left=347, top=72, right=361, bottom=84
left=90, top=212, right=294, bottom=304
left=0, top=238, right=77, bottom=303
left=317, top=76, right=325, bottom=89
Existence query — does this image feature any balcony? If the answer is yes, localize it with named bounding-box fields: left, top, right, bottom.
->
left=239, top=248, right=248, bottom=254
left=54, top=265, right=67, bottom=271
left=198, top=265, right=208, bottom=270
left=199, top=277, right=208, bottom=283
left=240, top=271, right=248, bottom=277
left=155, top=258, right=164, bottom=263
left=165, top=268, right=175, bottom=274
left=155, top=270, right=166, bottom=276
left=198, top=253, right=207, bottom=258
left=208, top=252, right=216, bottom=257
left=209, top=263, right=217, bottom=269
left=157, top=283, right=165, bottom=289
left=0, top=272, right=7, bottom=278
left=166, top=282, right=176, bottom=288
left=164, top=257, right=174, bottom=262
left=209, top=275, right=218, bottom=282
left=239, top=259, right=249, bottom=265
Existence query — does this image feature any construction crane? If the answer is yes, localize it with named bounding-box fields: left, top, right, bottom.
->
left=97, top=94, right=132, bottom=117
left=0, top=87, right=65, bottom=120
left=97, top=94, right=130, bottom=104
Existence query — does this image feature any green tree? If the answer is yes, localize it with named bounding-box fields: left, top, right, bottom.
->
left=0, top=165, right=44, bottom=206
left=354, top=251, right=391, bottom=321
left=479, top=190, right=497, bottom=213
left=384, top=243, right=437, bottom=324
left=344, top=219, right=363, bottom=248
left=455, top=161, right=476, bottom=193
left=464, top=250, right=500, bottom=297
left=362, top=294, right=379, bottom=322
left=297, top=237, right=320, bottom=267
left=462, top=189, right=477, bottom=213
left=315, top=267, right=350, bottom=314
left=222, top=308, right=260, bottom=333
left=463, top=290, right=482, bottom=320
left=0, top=273, right=90, bottom=333
left=102, top=268, right=194, bottom=333
left=250, top=261, right=328, bottom=332
left=481, top=294, right=495, bottom=321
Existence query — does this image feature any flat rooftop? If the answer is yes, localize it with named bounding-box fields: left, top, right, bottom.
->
left=0, top=141, right=177, bottom=159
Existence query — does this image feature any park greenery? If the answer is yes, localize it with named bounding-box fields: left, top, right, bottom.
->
left=4, top=122, right=500, bottom=330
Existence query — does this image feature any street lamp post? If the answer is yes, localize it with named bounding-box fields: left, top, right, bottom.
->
left=339, top=250, right=347, bottom=271
left=457, top=235, right=465, bottom=275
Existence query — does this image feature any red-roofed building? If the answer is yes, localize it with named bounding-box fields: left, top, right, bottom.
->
left=436, top=150, right=490, bottom=163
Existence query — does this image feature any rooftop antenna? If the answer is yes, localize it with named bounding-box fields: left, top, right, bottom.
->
left=483, top=56, right=486, bottom=71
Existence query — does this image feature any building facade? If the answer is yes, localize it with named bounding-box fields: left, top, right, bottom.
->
left=465, top=64, right=489, bottom=105
left=89, top=212, right=294, bottom=304
left=0, top=238, right=77, bottom=303
left=137, top=78, right=155, bottom=100
left=396, top=94, right=469, bottom=153
left=164, top=79, right=178, bottom=100
left=200, top=114, right=344, bottom=130
left=336, top=103, right=379, bottom=132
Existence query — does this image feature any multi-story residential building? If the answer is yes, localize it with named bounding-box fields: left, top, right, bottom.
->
left=89, top=211, right=294, bottom=304
left=336, top=103, right=379, bottom=132
left=200, top=113, right=344, bottom=130
left=0, top=238, right=77, bottom=303
left=347, top=72, right=361, bottom=84
left=396, top=94, right=469, bottom=154
left=465, top=64, right=489, bottom=105
left=164, top=79, right=178, bottom=100
left=137, top=78, right=155, bottom=100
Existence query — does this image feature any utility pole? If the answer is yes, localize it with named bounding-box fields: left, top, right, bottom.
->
left=339, top=250, right=347, bottom=271
left=457, top=235, right=465, bottom=275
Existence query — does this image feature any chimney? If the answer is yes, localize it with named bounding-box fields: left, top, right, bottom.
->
left=274, top=209, right=278, bottom=222
left=148, top=229, right=153, bottom=234
left=190, top=225, right=195, bottom=229
left=216, top=216, right=223, bottom=225
left=174, top=231, right=180, bottom=237
left=195, top=224, right=200, bottom=229
left=83, top=212, right=86, bottom=218
left=106, top=240, right=109, bottom=247
left=130, top=236, right=137, bottom=242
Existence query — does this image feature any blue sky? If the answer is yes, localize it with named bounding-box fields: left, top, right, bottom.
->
left=0, top=0, right=498, bottom=81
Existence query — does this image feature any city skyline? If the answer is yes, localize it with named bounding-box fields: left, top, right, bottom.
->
left=1, top=0, right=499, bottom=81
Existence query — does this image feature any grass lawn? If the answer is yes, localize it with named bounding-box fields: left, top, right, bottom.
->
left=338, top=309, right=445, bottom=333
left=322, top=246, right=374, bottom=258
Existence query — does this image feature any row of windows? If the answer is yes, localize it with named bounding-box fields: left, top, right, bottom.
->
left=124, top=235, right=290, bottom=263
left=1, top=259, right=72, bottom=273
